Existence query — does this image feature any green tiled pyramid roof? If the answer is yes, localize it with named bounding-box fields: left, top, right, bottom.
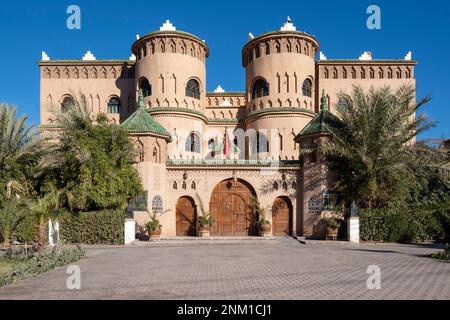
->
left=121, top=91, right=171, bottom=139
left=295, top=91, right=342, bottom=139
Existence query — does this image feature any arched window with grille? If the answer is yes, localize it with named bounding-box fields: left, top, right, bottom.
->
left=140, top=78, right=152, bottom=97
left=61, top=96, right=75, bottom=113
left=107, top=97, right=121, bottom=114
left=302, top=79, right=312, bottom=97
left=186, top=79, right=200, bottom=100
left=251, top=79, right=269, bottom=100
left=185, top=132, right=201, bottom=153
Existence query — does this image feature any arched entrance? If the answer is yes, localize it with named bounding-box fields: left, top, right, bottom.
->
left=209, top=179, right=258, bottom=236
left=176, top=196, right=197, bottom=237
left=272, top=197, right=293, bottom=236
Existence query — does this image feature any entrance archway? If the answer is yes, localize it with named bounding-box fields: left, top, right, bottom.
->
left=272, top=197, right=293, bottom=236
left=209, top=179, right=258, bottom=236
left=176, top=196, right=197, bottom=237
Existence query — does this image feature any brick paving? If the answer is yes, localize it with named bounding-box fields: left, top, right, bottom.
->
left=0, top=239, right=449, bottom=300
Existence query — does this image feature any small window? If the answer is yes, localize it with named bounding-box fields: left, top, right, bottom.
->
left=186, top=79, right=200, bottom=100
left=151, top=195, right=163, bottom=213
left=252, top=79, right=269, bottom=100
left=141, top=78, right=152, bottom=97
left=254, top=132, right=268, bottom=153
left=302, top=79, right=312, bottom=97
left=323, top=190, right=338, bottom=210
left=107, top=97, right=121, bottom=114
left=61, top=96, right=75, bottom=113
left=129, top=191, right=148, bottom=211
left=337, top=98, right=350, bottom=113
left=186, top=132, right=201, bottom=153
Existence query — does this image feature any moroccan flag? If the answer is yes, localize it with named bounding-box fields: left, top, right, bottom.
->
left=223, top=130, right=231, bottom=159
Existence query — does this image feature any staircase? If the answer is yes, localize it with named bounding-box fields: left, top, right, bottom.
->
left=131, top=236, right=281, bottom=247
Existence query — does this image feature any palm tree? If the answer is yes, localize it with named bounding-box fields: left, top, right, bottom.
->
left=0, top=104, right=39, bottom=194
left=318, top=85, right=449, bottom=209
left=33, top=186, right=62, bottom=248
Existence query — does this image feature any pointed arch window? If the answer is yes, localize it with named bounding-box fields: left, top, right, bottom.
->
left=251, top=79, right=269, bottom=100
left=61, top=96, right=75, bottom=113
left=140, top=78, right=152, bottom=97
left=107, top=97, right=121, bottom=114
left=186, top=79, right=200, bottom=100
left=186, top=132, right=201, bottom=153
left=302, top=79, right=312, bottom=97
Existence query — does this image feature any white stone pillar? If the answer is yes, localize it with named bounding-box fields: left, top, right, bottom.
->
left=348, top=217, right=360, bottom=243
left=48, top=220, right=60, bottom=246
left=124, top=219, right=136, bottom=245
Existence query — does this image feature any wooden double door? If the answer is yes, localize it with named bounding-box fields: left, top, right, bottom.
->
left=176, top=196, right=197, bottom=237
left=272, top=197, right=293, bottom=236
left=209, top=179, right=257, bottom=236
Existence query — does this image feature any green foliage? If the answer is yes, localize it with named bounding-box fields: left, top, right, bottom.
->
left=0, top=197, right=29, bottom=246
left=249, top=196, right=270, bottom=226
left=59, top=210, right=125, bottom=245
left=431, top=244, right=450, bottom=261
left=320, top=85, right=448, bottom=209
left=0, top=104, right=39, bottom=199
left=323, top=217, right=341, bottom=230
left=146, top=212, right=163, bottom=232
left=36, top=95, right=143, bottom=212
left=15, top=213, right=38, bottom=244
left=195, top=193, right=214, bottom=227
left=0, top=245, right=86, bottom=287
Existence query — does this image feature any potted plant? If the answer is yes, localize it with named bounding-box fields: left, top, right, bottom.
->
left=195, top=194, right=214, bottom=237
left=146, top=211, right=163, bottom=240
left=323, top=216, right=341, bottom=240
left=250, top=197, right=271, bottom=237
left=197, top=214, right=213, bottom=237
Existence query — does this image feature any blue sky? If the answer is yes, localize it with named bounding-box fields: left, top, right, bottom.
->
left=0, top=0, right=448, bottom=139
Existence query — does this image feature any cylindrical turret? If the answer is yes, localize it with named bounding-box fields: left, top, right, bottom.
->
left=242, top=18, right=319, bottom=160
left=131, top=21, right=210, bottom=159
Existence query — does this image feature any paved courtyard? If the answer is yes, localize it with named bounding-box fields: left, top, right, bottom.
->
left=0, top=239, right=449, bottom=300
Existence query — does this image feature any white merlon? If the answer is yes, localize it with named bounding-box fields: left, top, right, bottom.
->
left=319, top=51, right=327, bottom=60
left=214, top=85, right=225, bottom=93
left=129, top=53, right=136, bottom=61
left=160, top=20, right=176, bottom=31
left=404, top=51, right=412, bottom=60
left=41, top=51, right=50, bottom=61
left=248, top=33, right=255, bottom=41
left=220, top=98, right=232, bottom=107
left=82, top=51, right=96, bottom=61
left=280, top=16, right=297, bottom=32
left=358, top=51, right=372, bottom=61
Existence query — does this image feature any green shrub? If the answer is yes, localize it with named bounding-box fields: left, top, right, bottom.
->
left=15, top=214, right=38, bottom=244
left=360, top=207, right=447, bottom=243
left=59, top=210, right=125, bottom=245
left=1, top=245, right=86, bottom=286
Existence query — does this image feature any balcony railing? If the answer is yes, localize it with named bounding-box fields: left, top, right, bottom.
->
left=166, top=159, right=302, bottom=168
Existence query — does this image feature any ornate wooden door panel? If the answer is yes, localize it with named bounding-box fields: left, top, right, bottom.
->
left=176, top=197, right=197, bottom=237
left=209, top=179, right=256, bottom=236
left=272, top=197, right=292, bottom=236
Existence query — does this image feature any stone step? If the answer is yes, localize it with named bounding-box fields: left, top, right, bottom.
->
left=132, top=236, right=281, bottom=247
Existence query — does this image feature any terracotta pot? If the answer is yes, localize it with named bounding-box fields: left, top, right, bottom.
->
left=148, top=229, right=161, bottom=240
left=198, top=225, right=210, bottom=232
left=326, top=227, right=339, bottom=238
left=260, top=223, right=271, bottom=233
left=198, top=225, right=210, bottom=237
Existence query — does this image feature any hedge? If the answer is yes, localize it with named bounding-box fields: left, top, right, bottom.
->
left=360, top=208, right=447, bottom=243
left=59, top=210, right=125, bottom=245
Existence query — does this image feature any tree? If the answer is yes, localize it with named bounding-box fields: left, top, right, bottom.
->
left=36, top=94, right=143, bottom=212
left=0, top=104, right=39, bottom=204
left=320, top=85, right=449, bottom=209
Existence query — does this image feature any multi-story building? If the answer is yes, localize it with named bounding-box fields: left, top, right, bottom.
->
left=38, top=18, right=417, bottom=237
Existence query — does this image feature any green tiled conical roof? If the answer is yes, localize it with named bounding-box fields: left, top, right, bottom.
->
left=295, top=91, right=342, bottom=139
left=121, top=91, right=171, bottom=139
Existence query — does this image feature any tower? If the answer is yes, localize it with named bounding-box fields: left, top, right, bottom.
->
left=131, top=20, right=209, bottom=159
left=242, top=17, right=319, bottom=160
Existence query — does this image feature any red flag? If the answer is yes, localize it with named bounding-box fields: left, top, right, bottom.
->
left=223, top=129, right=231, bottom=159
